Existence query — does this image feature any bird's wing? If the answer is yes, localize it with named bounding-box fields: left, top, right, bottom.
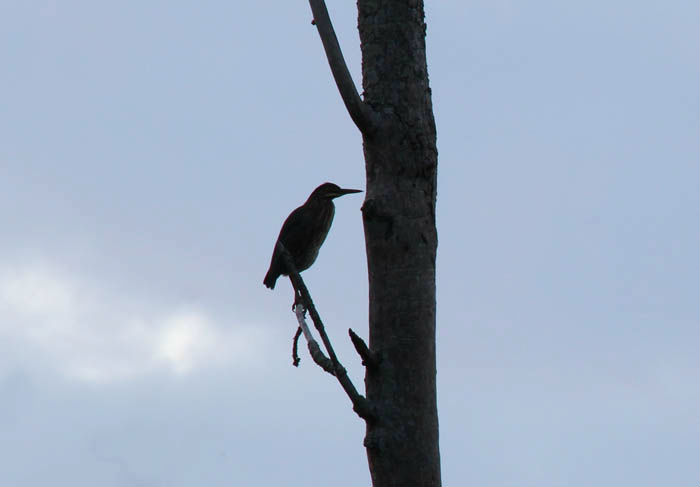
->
left=277, top=204, right=312, bottom=259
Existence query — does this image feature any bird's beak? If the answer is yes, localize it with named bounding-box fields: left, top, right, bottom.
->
left=334, top=188, right=362, bottom=198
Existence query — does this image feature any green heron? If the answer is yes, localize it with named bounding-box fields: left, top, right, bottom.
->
left=263, top=182, right=362, bottom=289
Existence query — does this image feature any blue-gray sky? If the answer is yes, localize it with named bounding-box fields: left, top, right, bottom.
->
left=1, top=1, right=698, bottom=485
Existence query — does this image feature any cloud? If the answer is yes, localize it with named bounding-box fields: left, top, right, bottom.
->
left=0, top=260, right=268, bottom=383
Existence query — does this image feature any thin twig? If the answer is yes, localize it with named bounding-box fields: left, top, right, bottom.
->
left=308, top=0, right=377, bottom=135
left=292, top=326, right=302, bottom=367
left=277, top=242, right=374, bottom=421
left=294, top=303, right=335, bottom=375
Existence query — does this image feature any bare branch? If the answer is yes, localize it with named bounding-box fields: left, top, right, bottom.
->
left=349, top=328, right=379, bottom=369
left=292, top=327, right=302, bottom=367
left=308, top=0, right=376, bottom=135
left=294, top=304, right=335, bottom=374
left=277, top=242, right=375, bottom=421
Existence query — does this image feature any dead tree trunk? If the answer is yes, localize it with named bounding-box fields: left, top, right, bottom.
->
left=305, top=1, right=440, bottom=485
left=358, top=3, right=440, bottom=485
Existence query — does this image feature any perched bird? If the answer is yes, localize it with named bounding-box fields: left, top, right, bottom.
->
left=263, top=182, right=362, bottom=289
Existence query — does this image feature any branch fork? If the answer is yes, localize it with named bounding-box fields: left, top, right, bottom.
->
left=307, top=0, right=377, bottom=135
left=276, top=242, right=374, bottom=422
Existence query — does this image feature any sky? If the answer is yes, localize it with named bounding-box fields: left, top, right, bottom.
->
left=0, top=1, right=698, bottom=485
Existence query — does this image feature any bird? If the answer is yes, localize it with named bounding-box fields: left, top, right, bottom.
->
left=263, top=182, right=362, bottom=289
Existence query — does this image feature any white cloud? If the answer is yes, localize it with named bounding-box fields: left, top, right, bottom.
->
left=0, top=264, right=76, bottom=317
left=0, top=261, right=268, bottom=383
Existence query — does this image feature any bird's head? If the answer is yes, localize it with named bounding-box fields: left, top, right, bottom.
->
left=309, top=182, right=362, bottom=201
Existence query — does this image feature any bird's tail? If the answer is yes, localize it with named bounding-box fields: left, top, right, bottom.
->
left=263, top=269, right=278, bottom=289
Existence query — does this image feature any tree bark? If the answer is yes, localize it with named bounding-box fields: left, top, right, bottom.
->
left=306, top=0, right=440, bottom=484
left=358, top=2, right=440, bottom=486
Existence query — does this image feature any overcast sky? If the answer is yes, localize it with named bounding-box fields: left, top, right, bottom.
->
left=1, top=1, right=698, bottom=485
